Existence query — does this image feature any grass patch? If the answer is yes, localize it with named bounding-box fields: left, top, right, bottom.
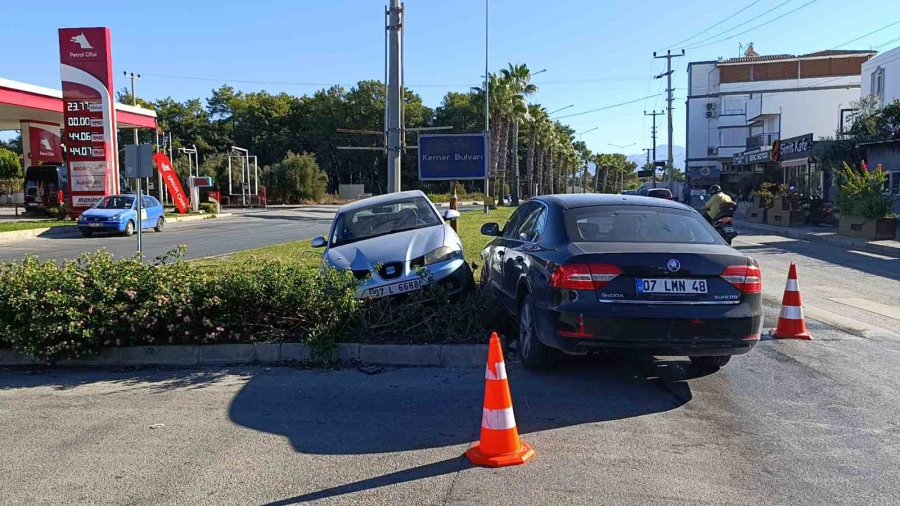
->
left=202, top=206, right=516, bottom=277
left=0, top=221, right=74, bottom=233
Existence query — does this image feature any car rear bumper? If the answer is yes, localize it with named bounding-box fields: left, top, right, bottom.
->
left=533, top=299, right=763, bottom=356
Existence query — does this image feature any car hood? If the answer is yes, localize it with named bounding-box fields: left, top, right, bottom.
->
left=82, top=208, right=132, bottom=218
left=324, top=225, right=447, bottom=270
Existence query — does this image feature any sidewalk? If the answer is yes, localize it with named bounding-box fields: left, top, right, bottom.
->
left=735, top=218, right=900, bottom=259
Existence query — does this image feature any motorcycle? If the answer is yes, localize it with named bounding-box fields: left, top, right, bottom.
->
left=712, top=202, right=738, bottom=245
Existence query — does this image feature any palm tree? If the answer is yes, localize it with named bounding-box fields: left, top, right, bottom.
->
left=525, top=105, right=547, bottom=198
left=500, top=64, right=538, bottom=205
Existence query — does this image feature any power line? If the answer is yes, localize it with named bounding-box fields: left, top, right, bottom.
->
left=685, top=0, right=818, bottom=51
left=834, top=19, right=900, bottom=49
left=663, top=0, right=761, bottom=50
left=683, top=0, right=796, bottom=50
left=875, top=36, right=900, bottom=50
left=554, top=94, right=664, bottom=119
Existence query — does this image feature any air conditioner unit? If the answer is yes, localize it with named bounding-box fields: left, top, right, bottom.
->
left=707, top=147, right=719, bottom=156
left=706, top=102, right=716, bottom=110
left=705, top=110, right=718, bottom=118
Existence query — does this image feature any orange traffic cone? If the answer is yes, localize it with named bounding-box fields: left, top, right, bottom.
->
left=772, top=262, right=812, bottom=340
left=466, top=332, right=535, bottom=468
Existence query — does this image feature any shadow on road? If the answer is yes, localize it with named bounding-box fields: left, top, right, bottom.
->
left=733, top=236, right=900, bottom=282
left=230, top=353, right=700, bottom=503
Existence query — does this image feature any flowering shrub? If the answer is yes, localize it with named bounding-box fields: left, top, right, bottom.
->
left=837, top=162, right=894, bottom=219
left=0, top=249, right=359, bottom=362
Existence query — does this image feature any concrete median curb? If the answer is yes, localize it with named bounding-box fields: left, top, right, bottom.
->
left=737, top=220, right=900, bottom=259
left=0, top=225, right=80, bottom=242
left=0, top=342, right=489, bottom=368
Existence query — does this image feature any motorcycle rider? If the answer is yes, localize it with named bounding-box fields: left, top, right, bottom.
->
left=704, top=185, right=734, bottom=223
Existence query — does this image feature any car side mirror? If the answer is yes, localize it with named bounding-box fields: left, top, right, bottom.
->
left=481, top=222, right=500, bottom=236
left=311, top=236, right=327, bottom=248
left=443, top=209, right=461, bottom=221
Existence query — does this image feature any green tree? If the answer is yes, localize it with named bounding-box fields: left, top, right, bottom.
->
left=270, top=152, right=327, bottom=204
left=0, top=147, right=22, bottom=197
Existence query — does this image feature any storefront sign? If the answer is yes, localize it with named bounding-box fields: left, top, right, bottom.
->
left=777, top=133, right=813, bottom=162
left=153, top=153, right=190, bottom=214
left=733, top=150, right=771, bottom=166
left=689, top=166, right=721, bottom=184
left=59, top=27, right=118, bottom=212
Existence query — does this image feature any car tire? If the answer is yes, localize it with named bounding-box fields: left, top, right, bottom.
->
left=690, top=355, right=731, bottom=370
left=155, top=217, right=165, bottom=232
left=123, top=220, right=135, bottom=237
left=518, top=294, right=557, bottom=370
left=80, top=229, right=93, bottom=238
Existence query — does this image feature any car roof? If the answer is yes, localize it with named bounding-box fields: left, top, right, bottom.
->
left=339, top=190, right=428, bottom=213
left=539, top=193, right=689, bottom=210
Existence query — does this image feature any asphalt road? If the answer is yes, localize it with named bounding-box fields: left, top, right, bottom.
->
left=1, top=306, right=898, bottom=505
left=733, top=233, right=900, bottom=341
left=0, top=206, right=337, bottom=263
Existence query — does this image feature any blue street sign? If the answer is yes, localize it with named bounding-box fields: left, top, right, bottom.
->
left=418, top=134, right=487, bottom=180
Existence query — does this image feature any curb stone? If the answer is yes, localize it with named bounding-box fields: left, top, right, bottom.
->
left=0, top=343, right=489, bottom=368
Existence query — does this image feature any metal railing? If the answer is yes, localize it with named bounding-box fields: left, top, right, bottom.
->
left=746, top=132, right=779, bottom=149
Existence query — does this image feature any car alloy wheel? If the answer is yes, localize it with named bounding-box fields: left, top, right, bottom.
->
left=123, top=221, right=134, bottom=237
left=518, top=294, right=557, bottom=370
left=155, top=217, right=165, bottom=232
left=519, top=301, right=534, bottom=360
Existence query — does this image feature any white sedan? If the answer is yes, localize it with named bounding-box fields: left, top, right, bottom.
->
left=312, top=190, right=473, bottom=299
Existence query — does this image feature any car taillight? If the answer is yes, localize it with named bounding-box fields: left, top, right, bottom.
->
left=550, top=263, right=622, bottom=290
left=722, top=217, right=734, bottom=225
left=721, top=265, right=762, bottom=294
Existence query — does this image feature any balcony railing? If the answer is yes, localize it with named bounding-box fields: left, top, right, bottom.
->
left=746, top=132, right=779, bottom=149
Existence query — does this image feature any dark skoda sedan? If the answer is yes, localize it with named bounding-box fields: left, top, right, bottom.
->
left=480, top=194, right=763, bottom=370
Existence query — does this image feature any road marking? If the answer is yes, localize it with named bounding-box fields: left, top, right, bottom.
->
left=849, top=250, right=897, bottom=260
left=830, top=298, right=900, bottom=321
left=762, top=294, right=900, bottom=342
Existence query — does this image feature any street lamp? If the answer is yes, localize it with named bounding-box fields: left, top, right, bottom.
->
left=576, top=128, right=599, bottom=193
left=533, top=68, right=548, bottom=76
left=549, top=104, right=574, bottom=115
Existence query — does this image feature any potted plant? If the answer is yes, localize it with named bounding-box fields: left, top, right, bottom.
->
left=836, top=163, right=896, bottom=240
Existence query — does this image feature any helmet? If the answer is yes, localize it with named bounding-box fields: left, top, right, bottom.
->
left=709, top=185, right=721, bottom=195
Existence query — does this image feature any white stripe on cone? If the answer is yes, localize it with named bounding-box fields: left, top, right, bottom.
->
left=485, top=362, right=507, bottom=381
left=780, top=305, right=804, bottom=320
left=784, top=279, right=799, bottom=292
left=482, top=407, right=517, bottom=430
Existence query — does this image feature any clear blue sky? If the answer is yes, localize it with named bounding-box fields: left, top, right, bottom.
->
left=2, top=0, right=899, bottom=158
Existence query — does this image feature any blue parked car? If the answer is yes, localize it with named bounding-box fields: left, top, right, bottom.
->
left=77, top=195, right=165, bottom=237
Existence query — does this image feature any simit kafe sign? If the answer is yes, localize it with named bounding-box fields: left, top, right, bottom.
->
left=418, top=134, right=487, bottom=180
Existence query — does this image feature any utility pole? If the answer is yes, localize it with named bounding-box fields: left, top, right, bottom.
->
left=386, top=0, right=403, bottom=194
left=653, top=49, right=683, bottom=192
left=644, top=110, right=663, bottom=188
left=483, top=0, right=490, bottom=213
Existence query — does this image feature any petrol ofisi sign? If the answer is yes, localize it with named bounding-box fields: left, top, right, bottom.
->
left=59, top=27, right=118, bottom=212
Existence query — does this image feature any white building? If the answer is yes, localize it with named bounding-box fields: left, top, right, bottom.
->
left=861, top=45, right=900, bottom=104
left=685, top=50, right=875, bottom=198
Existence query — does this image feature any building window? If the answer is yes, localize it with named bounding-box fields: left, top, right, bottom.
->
left=890, top=172, right=900, bottom=195
left=872, top=66, right=885, bottom=100
left=721, top=95, right=748, bottom=115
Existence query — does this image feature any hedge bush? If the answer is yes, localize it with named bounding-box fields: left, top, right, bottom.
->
left=0, top=250, right=500, bottom=363
left=0, top=250, right=359, bottom=362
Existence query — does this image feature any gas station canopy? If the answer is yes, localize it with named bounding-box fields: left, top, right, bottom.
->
left=0, top=77, right=157, bottom=131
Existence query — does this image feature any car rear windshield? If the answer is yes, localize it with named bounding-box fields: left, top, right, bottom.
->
left=565, top=205, right=721, bottom=244
left=647, top=189, right=672, bottom=198
left=331, top=196, right=441, bottom=246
